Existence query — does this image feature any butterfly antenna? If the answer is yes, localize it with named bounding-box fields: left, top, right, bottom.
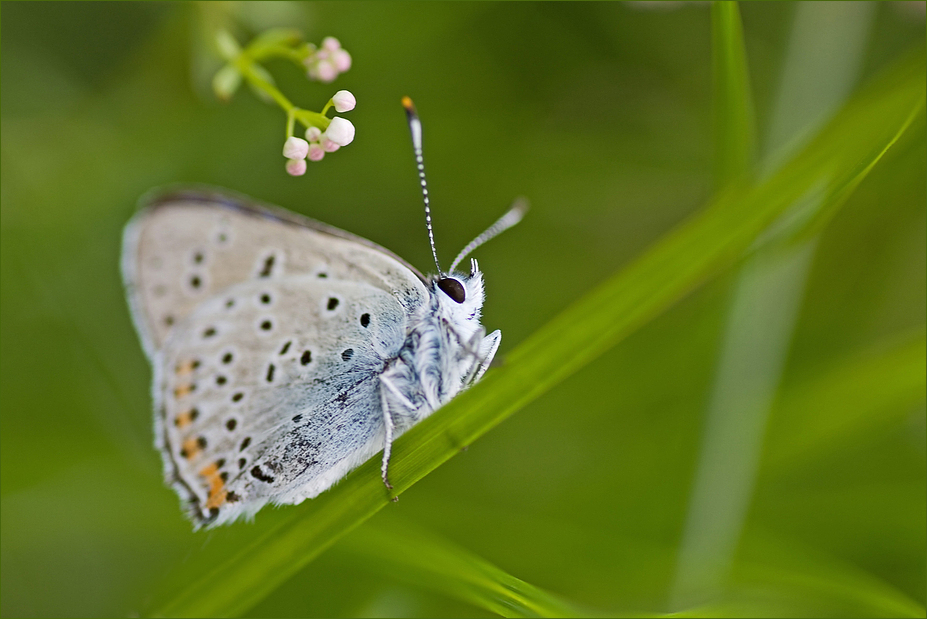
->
left=448, top=198, right=529, bottom=273
left=403, top=97, right=443, bottom=277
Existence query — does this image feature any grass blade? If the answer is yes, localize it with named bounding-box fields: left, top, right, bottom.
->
left=764, top=328, right=926, bottom=472
left=711, top=1, right=755, bottom=188
left=143, top=50, right=925, bottom=618
left=672, top=3, right=880, bottom=608
left=335, top=517, right=587, bottom=618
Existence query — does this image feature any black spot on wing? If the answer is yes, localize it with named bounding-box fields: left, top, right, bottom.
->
left=259, top=254, right=275, bottom=278
left=250, top=466, right=275, bottom=483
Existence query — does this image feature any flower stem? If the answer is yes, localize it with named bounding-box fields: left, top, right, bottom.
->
left=233, top=49, right=330, bottom=132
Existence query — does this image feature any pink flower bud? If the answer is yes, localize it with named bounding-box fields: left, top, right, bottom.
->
left=308, top=143, right=326, bottom=161
left=283, top=136, right=309, bottom=159
left=325, top=117, right=355, bottom=146
left=286, top=158, right=307, bottom=176
left=332, top=90, right=356, bottom=113
left=332, top=49, right=352, bottom=73
left=321, top=138, right=340, bottom=153
left=322, top=36, right=341, bottom=51
left=314, top=61, right=337, bottom=83
left=305, top=126, right=322, bottom=142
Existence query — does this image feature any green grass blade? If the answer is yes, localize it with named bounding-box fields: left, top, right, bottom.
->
left=672, top=4, right=880, bottom=608
left=731, top=531, right=927, bottom=618
left=764, top=328, right=926, bottom=472
left=335, top=517, right=587, bottom=618
left=142, top=51, right=925, bottom=618
left=711, top=1, right=755, bottom=189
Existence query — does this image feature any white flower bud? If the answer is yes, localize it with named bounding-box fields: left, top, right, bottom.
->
left=305, top=126, right=322, bottom=142
left=308, top=144, right=326, bottom=161
left=283, top=136, right=309, bottom=159
left=285, top=158, right=307, bottom=176
left=332, top=90, right=356, bottom=113
left=325, top=117, right=355, bottom=146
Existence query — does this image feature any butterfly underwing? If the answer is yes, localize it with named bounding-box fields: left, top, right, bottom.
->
left=123, top=188, right=518, bottom=527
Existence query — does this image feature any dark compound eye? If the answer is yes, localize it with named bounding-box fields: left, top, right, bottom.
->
left=437, top=278, right=466, bottom=304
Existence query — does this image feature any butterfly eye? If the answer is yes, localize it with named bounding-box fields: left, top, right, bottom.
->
left=437, top=278, right=466, bottom=304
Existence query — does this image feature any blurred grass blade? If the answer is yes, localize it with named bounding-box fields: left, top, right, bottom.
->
left=732, top=531, right=927, bottom=618
left=335, top=518, right=587, bottom=618
left=711, top=1, right=755, bottom=188
left=672, top=3, right=878, bottom=608
left=764, top=328, right=926, bottom=472
left=143, top=51, right=925, bottom=618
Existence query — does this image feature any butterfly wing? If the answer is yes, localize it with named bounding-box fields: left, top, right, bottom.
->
left=122, top=187, right=427, bottom=359
left=122, top=188, right=429, bottom=527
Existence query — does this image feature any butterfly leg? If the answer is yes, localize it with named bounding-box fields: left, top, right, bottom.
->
left=472, top=330, right=501, bottom=384
left=461, top=329, right=501, bottom=386
left=378, top=385, right=395, bottom=491
left=379, top=374, right=416, bottom=493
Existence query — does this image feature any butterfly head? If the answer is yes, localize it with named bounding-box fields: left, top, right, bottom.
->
left=431, top=258, right=485, bottom=322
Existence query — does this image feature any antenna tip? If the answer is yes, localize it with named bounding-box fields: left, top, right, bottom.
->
left=510, top=197, right=530, bottom=218
left=402, top=96, right=416, bottom=114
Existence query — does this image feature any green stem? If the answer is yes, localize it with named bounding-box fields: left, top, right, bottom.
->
left=235, top=56, right=293, bottom=110
left=251, top=45, right=311, bottom=65
left=233, top=53, right=330, bottom=132
left=286, top=111, right=296, bottom=140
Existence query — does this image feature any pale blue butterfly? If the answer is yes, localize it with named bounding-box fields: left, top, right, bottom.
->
left=122, top=100, right=525, bottom=527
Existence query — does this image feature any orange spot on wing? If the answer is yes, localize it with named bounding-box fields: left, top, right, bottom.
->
left=199, top=461, right=227, bottom=509
left=174, top=383, right=195, bottom=398
left=205, top=488, right=227, bottom=509
left=174, top=409, right=195, bottom=428
left=199, top=462, right=219, bottom=477
left=175, top=360, right=197, bottom=376
left=181, top=437, right=201, bottom=459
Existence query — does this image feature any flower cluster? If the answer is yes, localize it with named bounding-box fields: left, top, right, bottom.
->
left=284, top=90, right=356, bottom=176
left=304, top=37, right=352, bottom=83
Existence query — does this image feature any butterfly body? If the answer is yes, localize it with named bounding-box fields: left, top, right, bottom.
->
left=123, top=189, right=500, bottom=527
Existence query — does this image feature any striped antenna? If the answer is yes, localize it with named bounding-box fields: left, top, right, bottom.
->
left=448, top=198, right=529, bottom=273
left=403, top=97, right=443, bottom=276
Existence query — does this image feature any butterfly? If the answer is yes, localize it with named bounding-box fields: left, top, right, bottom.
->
left=121, top=101, right=526, bottom=528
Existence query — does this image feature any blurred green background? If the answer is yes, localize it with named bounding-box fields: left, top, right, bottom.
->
left=1, top=2, right=924, bottom=617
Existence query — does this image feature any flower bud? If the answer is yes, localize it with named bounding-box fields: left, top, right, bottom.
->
left=332, top=90, right=356, bottom=113
left=283, top=136, right=310, bottom=159
left=332, top=49, right=352, bottom=73
left=321, top=138, right=340, bottom=153
left=308, top=144, right=326, bottom=161
left=286, top=158, right=307, bottom=176
left=325, top=117, right=355, bottom=146
left=212, top=64, right=242, bottom=101
left=322, top=36, right=341, bottom=51
left=314, top=61, right=337, bottom=83
left=305, top=126, right=322, bottom=142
